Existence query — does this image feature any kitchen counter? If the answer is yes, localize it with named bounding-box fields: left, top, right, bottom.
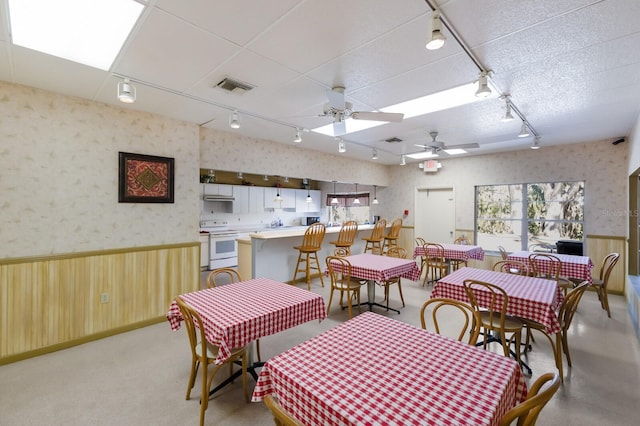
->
left=249, top=224, right=375, bottom=239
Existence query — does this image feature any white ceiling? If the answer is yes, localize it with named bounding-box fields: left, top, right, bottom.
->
left=1, top=0, right=639, bottom=165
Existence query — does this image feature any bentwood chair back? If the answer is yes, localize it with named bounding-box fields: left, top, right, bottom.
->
left=499, top=372, right=560, bottom=426
left=206, top=267, right=242, bottom=288
left=591, top=252, right=620, bottom=317
left=420, top=298, right=481, bottom=345
left=325, top=256, right=364, bottom=319
left=329, top=220, right=358, bottom=255
left=263, top=394, right=304, bottom=426
left=422, top=243, right=449, bottom=286
left=450, top=235, right=470, bottom=270
left=292, top=223, right=326, bottom=290
left=462, top=279, right=524, bottom=364
left=498, top=245, right=509, bottom=260
left=492, top=260, right=530, bottom=276
left=528, top=253, right=573, bottom=295
left=175, top=297, right=248, bottom=426
left=382, top=247, right=407, bottom=309
left=382, top=218, right=403, bottom=253
left=415, top=237, right=428, bottom=278
left=362, top=218, right=387, bottom=254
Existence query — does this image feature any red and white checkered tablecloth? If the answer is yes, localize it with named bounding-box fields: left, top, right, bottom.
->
left=328, top=253, right=421, bottom=283
left=413, top=243, right=485, bottom=261
left=431, top=267, right=562, bottom=334
left=507, top=251, right=593, bottom=283
left=166, top=277, right=326, bottom=364
left=252, top=311, right=527, bottom=426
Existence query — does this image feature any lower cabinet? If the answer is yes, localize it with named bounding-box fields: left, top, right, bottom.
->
left=199, top=235, right=209, bottom=269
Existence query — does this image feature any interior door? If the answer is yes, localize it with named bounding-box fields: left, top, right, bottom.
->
left=415, top=187, right=455, bottom=243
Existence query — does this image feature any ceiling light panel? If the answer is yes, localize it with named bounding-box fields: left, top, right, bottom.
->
left=8, top=0, right=144, bottom=70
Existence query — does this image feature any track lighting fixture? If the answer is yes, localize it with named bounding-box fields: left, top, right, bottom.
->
left=263, top=175, right=269, bottom=181
left=372, top=185, right=379, bottom=204
left=331, top=181, right=339, bottom=204
left=338, top=140, right=346, bottom=153
left=293, top=128, right=302, bottom=143
left=425, top=13, right=446, bottom=50
left=475, top=71, right=491, bottom=98
left=400, top=155, right=406, bottom=166
left=531, top=136, right=541, bottom=150
left=501, top=97, right=514, bottom=122
left=353, top=183, right=360, bottom=204
left=518, top=120, right=531, bottom=138
left=229, top=111, right=240, bottom=129
left=117, top=78, right=136, bottom=103
left=284, top=176, right=289, bottom=183
left=372, top=149, right=378, bottom=160
left=237, top=172, right=243, bottom=179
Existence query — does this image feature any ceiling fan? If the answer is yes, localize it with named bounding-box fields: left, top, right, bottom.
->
left=413, top=131, right=479, bottom=155
left=321, top=86, right=404, bottom=136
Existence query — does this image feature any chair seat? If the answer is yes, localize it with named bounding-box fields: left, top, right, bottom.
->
left=334, top=280, right=365, bottom=291
left=293, top=245, right=321, bottom=252
left=479, top=311, right=524, bottom=332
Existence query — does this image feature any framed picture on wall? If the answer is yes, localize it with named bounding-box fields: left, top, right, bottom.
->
left=118, top=152, right=175, bottom=203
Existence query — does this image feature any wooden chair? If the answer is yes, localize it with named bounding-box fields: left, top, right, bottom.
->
left=206, top=267, right=242, bottom=288
left=463, top=279, right=524, bottom=367
left=499, top=372, right=560, bottom=426
left=498, top=245, right=509, bottom=260
left=175, top=297, right=248, bottom=426
left=263, top=394, right=303, bottom=426
left=328, top=220, right=358, bottom=255
left=422, top=243, right=449, bottom=286
left=492, top=260, right=530, bottom=276
left=528, top=253, right=573, bottom=295
left=292, top=223, right=326, bottom=290
left=382, top=247, right=407, bottom=309
left=325, top=256, right=364, bottom=319
left=415, top=237, right=428, bottom=279
left=450, top=235, right=470, bottom=270
left=521, top=282, right=589, bottom=382
left=591, top=252, right=620, bottom=318
left=205, top=269, right=261, bottom=361
left=333, top=247, right=350, bottom=257
left=382, top=218, right=402, bottom=254
left=362, top=218, right=387, bottom=254
left=420, top=298, right=481, bottom=345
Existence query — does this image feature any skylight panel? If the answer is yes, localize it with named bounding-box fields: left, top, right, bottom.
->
left=8, top=0, right=144, bottom=71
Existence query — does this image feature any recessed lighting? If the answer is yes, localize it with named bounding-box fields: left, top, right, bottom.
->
left=406, top=151, right=439, bottom=160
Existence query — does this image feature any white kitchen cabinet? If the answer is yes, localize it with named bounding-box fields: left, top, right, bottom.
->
left=264, top=187, right=296, bottom=209
left=199, top=234, right=209, bottom=269
left=248, top=186, right=264, bottom=213
left=295, top=189, right=322, bottom=213
left=232, top=185, right=249, bottom=214
left=203, top=183, right=233, bottom=196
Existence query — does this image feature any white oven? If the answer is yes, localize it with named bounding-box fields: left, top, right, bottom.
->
left=200, top=220, right=239, bottom=270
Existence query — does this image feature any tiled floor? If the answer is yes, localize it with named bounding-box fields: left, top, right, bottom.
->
left=1, top=274, right=639, bottom=425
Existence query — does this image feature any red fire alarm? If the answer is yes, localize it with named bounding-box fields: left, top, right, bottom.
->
left=404, top=209, right=409, bottom=216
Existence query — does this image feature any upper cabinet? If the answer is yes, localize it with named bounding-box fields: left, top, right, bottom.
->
left=264, top=187, right=296, bottom=209
left=231, top=185, right=249, bottom=214
left=202, top=184, right=233, bottom=196
left=248, top=187, right=265, bottom=214
left=295, top=189, right=322, bottom=213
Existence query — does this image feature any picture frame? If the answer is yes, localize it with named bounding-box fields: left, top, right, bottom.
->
left=118, top=152, right=175, bottom=203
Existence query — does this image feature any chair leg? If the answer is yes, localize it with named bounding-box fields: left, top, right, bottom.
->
left=562, top=330, right=573, bottom=367
left=326, top=288, right=335, bottom=315
left=346, top=289, right=353, bottom=319
left=255, top=339, right=262, bottom=363
left=292, top=251, right=304, bottom=284
left=186, top=358, right=199, bottom=399
left=600, top=287, right=611, bottom=318
left=305, top=253, right=311, bottom=290
left=397, top=280, right=405, bottom=307
left=313, top=251, right=324, bottom=287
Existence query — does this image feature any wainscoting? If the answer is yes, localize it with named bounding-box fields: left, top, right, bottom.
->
left=0, top=242, right=200, bottom=364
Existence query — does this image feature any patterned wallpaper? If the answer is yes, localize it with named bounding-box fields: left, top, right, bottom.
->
left=0, top=82, right=200, bottom=258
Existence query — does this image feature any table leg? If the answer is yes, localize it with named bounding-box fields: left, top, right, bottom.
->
left=208, top=341, right=263, bottom=397
left=354, top=280, right=400, bottom=314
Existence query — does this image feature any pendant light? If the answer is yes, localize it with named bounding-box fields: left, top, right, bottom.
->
left=274, top=185, right=283, bottom=202
left=306, top=180, right=312, bottom=203
left=372, top=185, right=379, bottom=204
left=331, top=181, right=339, bottom=204
left=353, top=183, right=360, bottom=205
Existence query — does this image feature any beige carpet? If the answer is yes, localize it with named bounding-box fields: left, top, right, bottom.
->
left=1, top=273, right=639, bottom=425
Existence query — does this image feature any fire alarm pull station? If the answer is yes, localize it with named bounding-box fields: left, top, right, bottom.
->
left=404, top=209, right=409, bottom=216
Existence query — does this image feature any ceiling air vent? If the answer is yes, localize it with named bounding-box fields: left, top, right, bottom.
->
left=384, top=137, right=403, bottom=143
left=215, top=78, right=254, bottom=94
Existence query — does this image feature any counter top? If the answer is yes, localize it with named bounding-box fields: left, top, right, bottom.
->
left=249, top=223, right=376, bottom=239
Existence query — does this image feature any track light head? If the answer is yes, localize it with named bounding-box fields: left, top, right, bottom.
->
left=426, top=13, right=446, bottom=50
left=518, top=120, right=531, bottom=138
left=117, top=78, right=136, bottom=103
left=531, top=136, right=541, bottom=150
left=293, top=128, right=302, bottom=143
left=475, top=72, right=491, bottom=98
left=372, top=149, right=378, bottom=160
left=400, top=155, right=406, bottom=166
left=338, top=140, right=346, bottom=153
left=501, top=99, right=514, bottom=122
left=229, top=111, right=240, bottom=129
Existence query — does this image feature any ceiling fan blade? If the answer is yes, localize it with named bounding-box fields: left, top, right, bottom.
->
left=444, top=143, right=480, bottom=149
left=326, top=88, right=345, bottom=110
left=351, top=111, right=404, bottom=122
left=414, top=144, right=432, bottom=149
left=333, top=120, right=346, bottom=136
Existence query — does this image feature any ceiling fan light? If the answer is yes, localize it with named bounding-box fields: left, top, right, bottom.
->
left=117, top=78, right=136, bottom=103
left=518, top=121, right=531, bottom=138
left=426, top=14, right=446, bottom=50
left=475, top=73, right=491, bottom=98
left=229, top=111, right=240, bottom=129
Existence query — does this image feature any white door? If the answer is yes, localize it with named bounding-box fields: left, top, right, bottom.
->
left=415, top=187, right=455, bottom=243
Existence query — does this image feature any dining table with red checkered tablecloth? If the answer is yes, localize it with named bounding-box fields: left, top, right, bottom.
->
left=431, top=267, right=563, bottom=335
left=166, top=277, right=326, bottom=365
left=413, top=243, right=485, bottom=262
left=252, top=311, right=527, bottom=426
left=507, top=250, right=594, bottom=283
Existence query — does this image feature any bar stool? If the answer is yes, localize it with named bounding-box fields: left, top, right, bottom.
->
left=329, top=220, right=358, bottom=255
left=292, top=223, right=326, bottom=290
left=382, top=218, right=402, bottom=254
left=362, top=218, right=386, bottom=254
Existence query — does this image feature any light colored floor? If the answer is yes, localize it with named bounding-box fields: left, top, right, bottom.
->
left=1, top=272, right=639, bottom=425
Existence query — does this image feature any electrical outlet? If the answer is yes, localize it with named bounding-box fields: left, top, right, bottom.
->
left=100, top=293, right=109, bottom=304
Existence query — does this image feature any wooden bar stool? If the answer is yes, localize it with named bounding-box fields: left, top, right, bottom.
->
left=382, top=218, right=402, bottom=254
left=329, top=220, right=358, bottom=255
left=292, top=223, right=326, bottom=290
left=362, top=218, right=386, bottom=254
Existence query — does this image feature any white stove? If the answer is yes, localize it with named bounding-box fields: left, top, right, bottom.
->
left=199, top=220, right=239, bottom=270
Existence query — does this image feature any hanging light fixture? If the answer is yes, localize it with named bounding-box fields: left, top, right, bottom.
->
left=372, top=185, right=379, bottom=204
left=306, top=187, right=312, bottom=203
left=331, top=181, right=339, bottom=204
left=229, top=111, right=240, bottom=129
left=475, top=71, right=491, bottom=98
left=117, top=78, right=136, bottom=103
left=531, top=136, right=541, bottom=150
left=338, top=139, right=346, bottom=153
left=400, top=155, right=406, bottom=166
left=372, top=149, right=378, bottom=160
left=274, top=184, right=283, bottom=202
left=293, top=128, right=302, bottom=143
left=518, top=120, right=531, bottom=138
left=501, top=96, right=514, bottom=122
left=353, top=183, right=360, bottom=204
left=425, top=12, right=446, bottom=50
